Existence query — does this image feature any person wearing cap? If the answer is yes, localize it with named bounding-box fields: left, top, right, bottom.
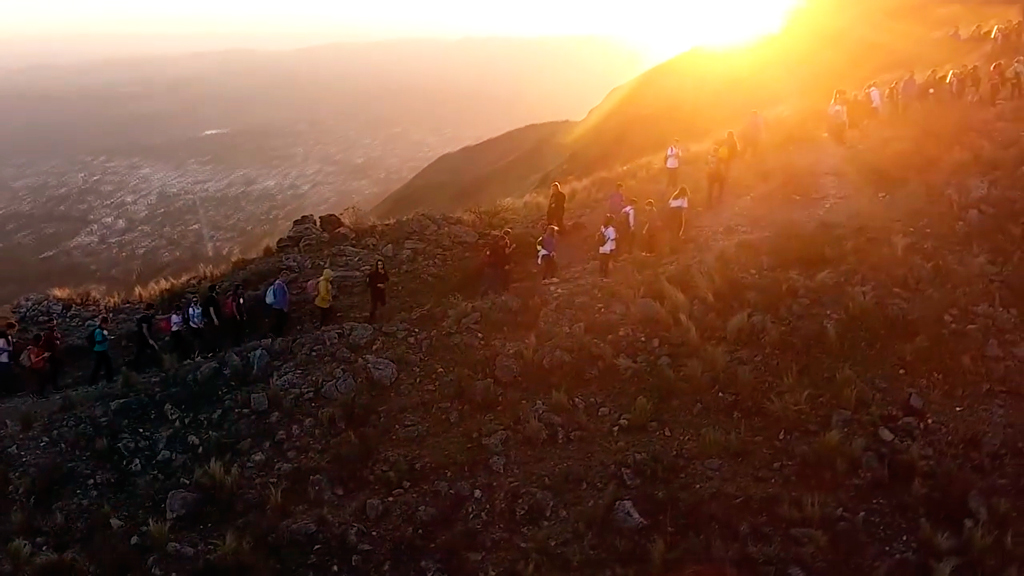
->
left=314, top=269, right=334, bottom=327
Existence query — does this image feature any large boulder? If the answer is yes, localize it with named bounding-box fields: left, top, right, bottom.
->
left=448, top=225, right=480, bottom=244
left=318, top=214, right=344, bottom=235
left=321, top=372, right=357, bottom=399
left=166, top=490, right=202, bottom=520
left=341, top=323, right=375, bottom=348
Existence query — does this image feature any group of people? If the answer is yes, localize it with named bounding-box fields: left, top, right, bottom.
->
left=0, top=260, right=393, bottom=398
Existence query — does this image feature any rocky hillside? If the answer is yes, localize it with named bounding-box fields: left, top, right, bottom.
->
left=3, top=92, right=1024, bottom=575
left=372, top=0, right=1016, bottom=218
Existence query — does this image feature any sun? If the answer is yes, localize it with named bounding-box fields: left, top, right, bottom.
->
left=622, top=0, right=805, bottom=63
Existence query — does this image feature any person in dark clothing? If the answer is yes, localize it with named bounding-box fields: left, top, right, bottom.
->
left=368, top=259, right=390, bottom=323
left=225, top=283, right=247, bottom=346
left=134, top=303, right=160, bottom=370
left=641, top=199, right=660, bottom=256
left=481, top=231, right=513, bottom=295
left=202, top=285, right=222, bottom=353
left=546, top=182, right=566, bottom=231
left=0, top=326, right=14, bottom=396
left=26, top=334, right=52, bottom=398
left=721, top=131, right=740, bottom=175
left=707, top=146, right=727, bottom=206
left=89, top=316, right=116, bottom=386
left=990, top=61, right=1005, bottom=106
left=536, top=225, right=558, bottom=283
left=40, top=318, right=63, bottom=391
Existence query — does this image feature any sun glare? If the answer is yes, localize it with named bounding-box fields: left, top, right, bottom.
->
left=624, top=0, right=805, bottom=62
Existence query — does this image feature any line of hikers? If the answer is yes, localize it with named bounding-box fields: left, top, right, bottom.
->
left=0, top=260, right=391, bottom=399
left=828, top=61, right=1024, bottom=143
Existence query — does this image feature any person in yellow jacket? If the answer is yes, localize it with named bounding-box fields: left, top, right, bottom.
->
left=314, top=269, right=334, bottom=327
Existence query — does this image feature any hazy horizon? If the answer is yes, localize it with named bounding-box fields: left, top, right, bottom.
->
left=4, top=0, right=803, bottom=66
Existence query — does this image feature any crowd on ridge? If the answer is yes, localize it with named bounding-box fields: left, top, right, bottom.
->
left=0, top=260, right=391, bottom=399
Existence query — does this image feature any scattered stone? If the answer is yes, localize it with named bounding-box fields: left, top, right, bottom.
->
left=598, top=407, right=611, bottom=417
left=490, top=455, right=505, bottom=473
left=251, top=393, right=269, bottom=412
left=366, top=499, right=383, bottom=520
left=907, top=392, right=925, bottom=412
left=342, top=323, right=376, bottom=348
left=163, top=403, right=181, bottom=421
left=165, top=490, right=201, bottom=520
left=110, top=518, right=124, bottom=530
left=250, top=348, right=271, bottom=377
left=321, top=373, right=356, bottom=399
left=704, top=459, right=723, bottom=471
left=878, top=427, right=895, bottom=442
left=612, top=500, right=647, bottom=529
left=365, top=357, right=398, bottom=386
left=318, top=213, right=344, bottom=234
left=382, top=244, right=395, bottom=257
left=494, top=354, right=520, bottom=384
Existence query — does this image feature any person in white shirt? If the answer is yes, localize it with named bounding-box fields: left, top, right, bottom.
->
left=867, top=83, right=883, bottom=118
left=665, top=139, right=682, bottom=190
left=668, top=186, right=690, bottom=248
left=598, top=214, right=617, bottom=279
left=828, top=89, right=848, bottom=144
left=169, top=303, right=187, bottom=361
left=188, top=296, right=205, bottom=358
left=620, top=198, right=637, bottom=255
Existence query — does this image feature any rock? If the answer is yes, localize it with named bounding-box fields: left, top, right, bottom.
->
left=110, top=397, right=146, bottom=417
left=365, top=357, right=398, bottom=386
left=494, top=355, right=520, bottom=384
left=460, top=312, right=482, bottom=328
left=598, top=407, right=611, bottom=417
left=110, top=518, right=124, bottom=530
left=318, top=213, right=344, bottom=234
left=612, top=500, right=647, bottom=529
left=907, top=392, right=925, bottom=412
left=156, top=450, right=171, bottom=462
left=166, top=542, right=196, bottom=557
left=448, top=225, right=479, bottom=244
left=703, top=459, right=723, bottom=471
left=538, top=413, right=563, bottom=427
left=321, top=373, right=356, bottom=399
left=287, top=520, right=319, bottom=539
left=404, top=240, right=427, bottom=250
left=366, top=499, right=383, bottom=520
left=250, top=348, right=270, bottom=377
left=878, top=427, right=895, bottom=442
left=341, top=323, right=375, bottom=348
left=196, top=362, right=223, bottom=386
left=862, top=452, right=882, bottom=474
left=831, top=410, right=852, bottom=431
left=165, top=490, right=201, bottom=520
left=382, top=244, right=395, bottom=257
left=483, top=430, right=509, bottom=451
left=490, top=455, right=505, bottom=473
left=633, top=298, right=666, bottom=324
left=163, top=403, right=182, bottom=422
left=224, top=353, right=244, bottom=379
left=251, top=393, right=269, bottom=412
left=985, top=339, right=1004, bottom=358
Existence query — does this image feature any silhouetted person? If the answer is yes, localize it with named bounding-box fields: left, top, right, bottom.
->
left=665, top=138, right=682, bottom=190
left=721, top=131, right=739, bottom=175
left=134, top=303, right=160, bottom=370
left=40, top=317, right=63, bottom=391
left=707, top=146, right=727, bottom=205
left=89, top=316, right=115, bottom=386
left=619, top=198, right=637, bottom=255
left=608, top=182, right=626, bottom=216
left=0, top=326, right=13, bottom=396
left=990, top=61, right=1005, bottom=106
left=225, top=283, right=247, bottom=346
left=827, top=89, right=848, bottom=144
left=202, top=284, right=222, bottom=353
left=597, top=214, right=617, bottom=279
left=368, top=259, right=390, bottom=323
left=641, top=199, right=660, bottom=256
left=169, top=304, right=188, bottom=361
left=26, top=333, right=51, bottom=398
left=188, top=295, right=204, bottom=357
left=546, top=182, right=566, bottom=231
left=266, top=271, right=291, bottom=338
left=536, top=225, right=559, bottom=284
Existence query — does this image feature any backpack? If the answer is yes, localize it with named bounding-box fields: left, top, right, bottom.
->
left=265, top=285, right=276, bottom=306
left=19, top=349, right=31, bottom=368
left=306, top=279, right=318, bottom=295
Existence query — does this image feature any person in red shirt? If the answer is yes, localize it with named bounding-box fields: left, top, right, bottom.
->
left=25, top=333, right=51, bottom=398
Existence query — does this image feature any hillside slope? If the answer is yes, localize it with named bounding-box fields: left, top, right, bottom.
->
left=373, top=0, right=1015, bottom=218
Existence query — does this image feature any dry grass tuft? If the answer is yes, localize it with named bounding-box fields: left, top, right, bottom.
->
left=148, top=518, right=170, bottom=549
left=7, top=538, right=32, bottom=569
left=632, top=396, right=653, bottom=424
left=195, top=458, right=240, bottom=496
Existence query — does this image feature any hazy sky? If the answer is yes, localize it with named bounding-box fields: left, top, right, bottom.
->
left=6, top=0, right=802, bottom=60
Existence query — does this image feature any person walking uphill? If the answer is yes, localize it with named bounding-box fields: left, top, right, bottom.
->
left=169, top=304, right=187, bottom=361
left=266, top=271, right=291, bottom=338
left=620, top=198, right=637, bottom=255
left=134, top=303, right=160, bottom=370
left=641, top=199, right=660, bottom=256
left=547, top=182, right=566, bottom=231
left=536, top=225, right=559, bottom=284
left=225, top=283, right=247, bottom=346
left=202, top=285, right=222, bottom=353
left=314, top=269, right=334, bottom=327
left=41, top=318, right=63, bottom=391
left=187, top=296, right=204, bottom=357
left=598, top=214, right=617, bottom=279
left=89, top=316, right=115, bottom=386
left=665, top=139, right=682, bottom=190
left=367, top=260, right=390, bottom=323
left=24, top=334, right=51, bottom=398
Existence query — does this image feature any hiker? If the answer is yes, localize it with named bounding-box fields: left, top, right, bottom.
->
left=536, top=225, right=558, bottom=284
left=641, top=199, right=660, bottom=256
left=721, top=132, right=739, bottom=175
left=41, top=318, right=63, bottom=391
left=867, top=83, right=883, bottom=118
left=827, top=90, right=848, bottom=144
left=0, top=325, right=13, bottom=396
left=990, top=61, right=1005, bottom=106
left=314, top=269, right=334, bottom=327
left=188, top=295, right=205, bottom=356
left=202, top=285, right=222, bottom=353
left=1010, top=57, right=1024, bottom=100
left=665, top=139, right=682, bottom=190
left=668, top=186, right=690, bottom=244
left=741, top=111, right=764, bottom=158
left=619, top=198, right=637, bottom=255
left=967, top=65, right=983, bottom=103
left=134, top=303, right=160, bottom=370
left=169, top=303, right=188, bottom=361
left=89, top=316, right=116, bottom=386
left=900, top=72, right=917, bottom=112
left=368, top=259, right=390, bottom=323
left=608, top=182, right=626, bottom=216
left=885, top=81, right=901, bottom=115
left=225, top=283, right=247, bottom=346
left=597, top=214, right=617, bottom=279
left=546, top=182, right=566, bottom=231
left=266, top=271, right=291, bottom=338
left=707, top=145, right=727, bottom=206
left=24, top=334, right=51, bottom=398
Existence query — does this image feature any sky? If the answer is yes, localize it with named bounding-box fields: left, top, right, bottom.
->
left=4, top=0, right=802, bottom=62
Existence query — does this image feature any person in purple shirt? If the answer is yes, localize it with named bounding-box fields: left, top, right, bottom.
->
left=266, top=271, right=291, bottom=337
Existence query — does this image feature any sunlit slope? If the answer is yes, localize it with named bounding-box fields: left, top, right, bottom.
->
left=373, top=0, right=1014, bottom=218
